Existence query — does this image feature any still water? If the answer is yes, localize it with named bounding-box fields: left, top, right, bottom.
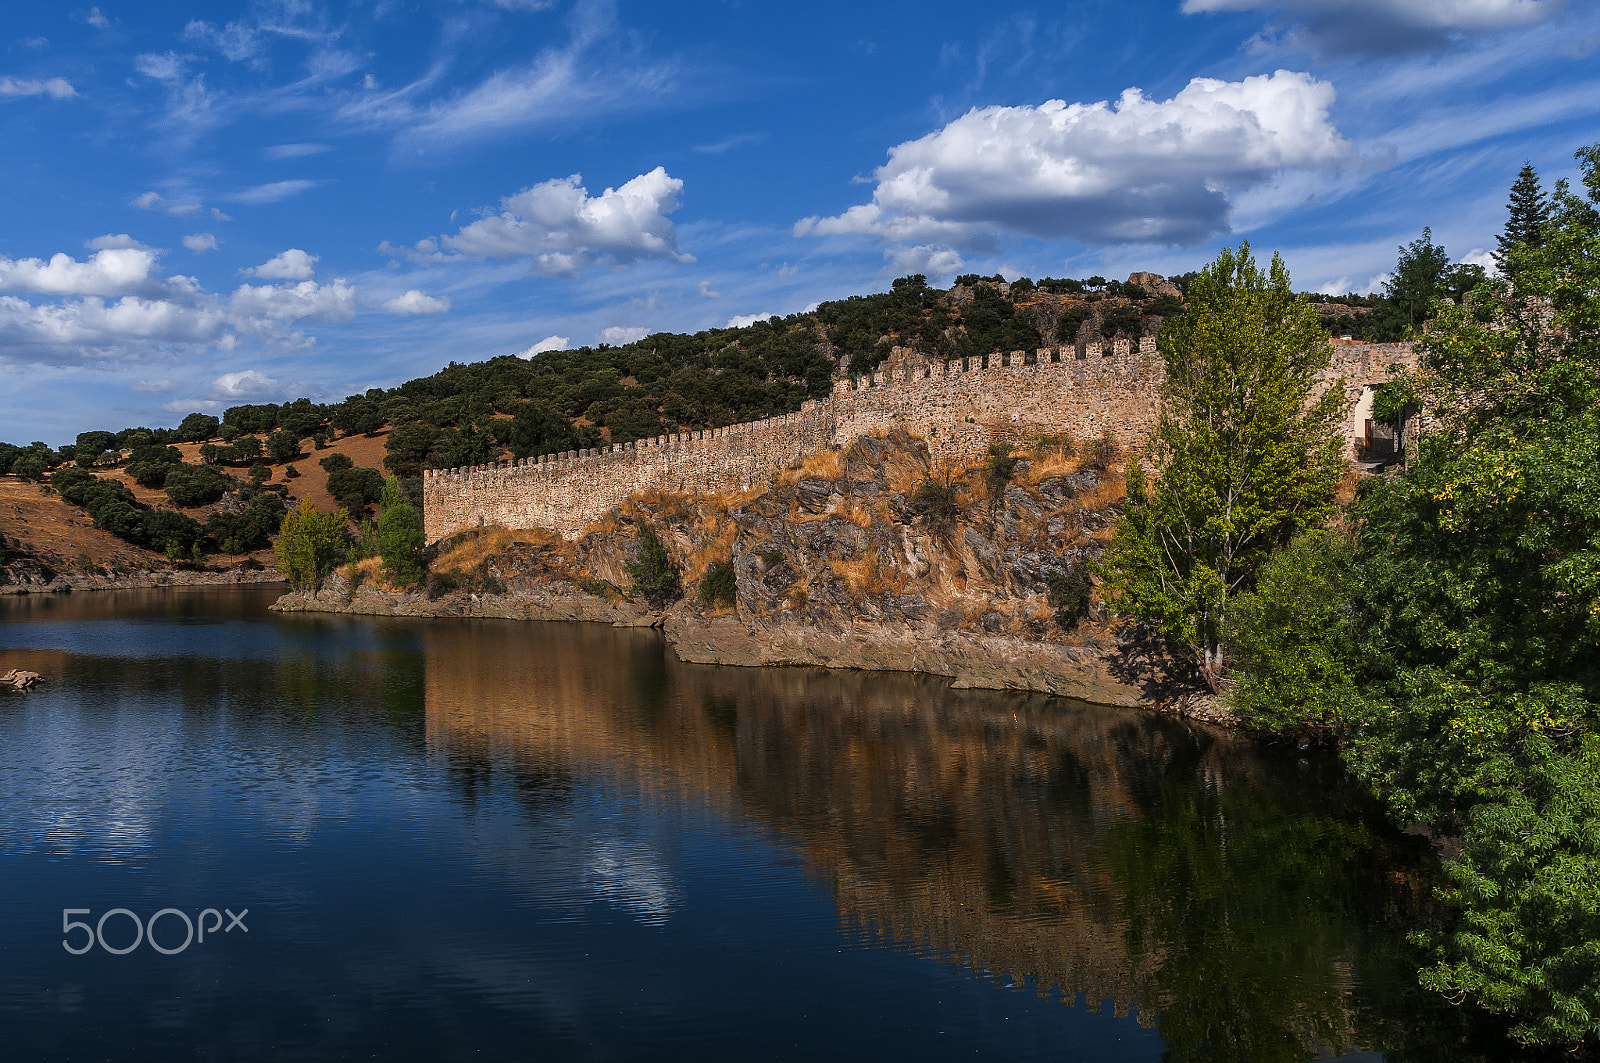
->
left=0, top=586, right=1510, bottom=1061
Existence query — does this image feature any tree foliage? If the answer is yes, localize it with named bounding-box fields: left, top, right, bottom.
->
left=1493, top=161, right=1549, bottom=276
left=1228, top=143, right=1600, bottom=1048
left=625, top=522, right=680, bottom=608
left=274, top=498, right=349, bottom=590
left=376, top=476, right=425, bottom=587
left=1097, top=244, right=1348, bottom=689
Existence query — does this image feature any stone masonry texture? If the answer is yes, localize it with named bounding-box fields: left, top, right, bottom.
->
left=423, top=339, right=1417, bottom=542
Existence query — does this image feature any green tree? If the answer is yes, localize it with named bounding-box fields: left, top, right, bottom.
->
left=1334, top=143, right=1600, bottom=1047
left=176, top=412, right=219, bottom=442
left=163, top=464, right=231, bottom=507
left=375, top=476, right=425, bottom=587
left=274, top=498, right=349, bottom=590
left=266, top=428, right=301, bottom=464
left=625, top=522, right=680, bottom=608
left=1225, top=530, right=1359, bottom=734
left=1097, top=244, right=1347, bottom=690
left=1383, top=227, right=1453, bottom=333
left=1492, top=161, right=1549, bottom=277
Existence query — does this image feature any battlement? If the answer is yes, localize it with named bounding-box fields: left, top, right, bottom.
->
left=422, top=337, right=1412, bottom=542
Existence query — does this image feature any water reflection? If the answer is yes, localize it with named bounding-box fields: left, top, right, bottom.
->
left=418, top=618, right=1498, bottom=1062
left=0, top=588, right=1510, bottom=1061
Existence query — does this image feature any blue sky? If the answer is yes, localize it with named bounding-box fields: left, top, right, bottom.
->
left=3, top=0, right=1598, bottom=446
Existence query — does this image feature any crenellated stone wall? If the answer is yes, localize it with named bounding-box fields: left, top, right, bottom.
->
left=423, top=337, right=1417, bottom=542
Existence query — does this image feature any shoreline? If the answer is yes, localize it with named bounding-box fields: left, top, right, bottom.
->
left=0, top=564, right=287, bottom=595
left=271, top=584, right=1234, bottom=725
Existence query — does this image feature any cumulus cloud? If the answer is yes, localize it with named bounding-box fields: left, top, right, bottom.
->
left=85, top=234, right=151, bottom=251
left=886, top=245, right=966, bottom=277
left=183, top=233, right=220, bottom=254
left=0, top=247, right=167, bottom=298
left=243, top=249, right=318, bottom=281
left=229, top=279, right=356, bottom=325
left=208, top=370, right=280, bottom=400
left=598, top=325, right=648, bottom=345
left=724, top=312, right=775, bottom=329
left=517, top=335, right=569, bottom=358
left=795, top=71, right=1350, bottom=249
left=382, top=289, right=450, bottom=315
left=1183, top=0, right=1559, bottom=57
left=0, top=76, right=76, bottom=99
left=416, top=168, right=693, bottom=275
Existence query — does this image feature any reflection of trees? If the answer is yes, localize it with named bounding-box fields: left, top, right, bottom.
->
left=418, top=619, right=1488, bottom=1060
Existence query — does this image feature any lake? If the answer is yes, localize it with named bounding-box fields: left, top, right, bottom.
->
left=0, top=586, right=1512, bottom=1061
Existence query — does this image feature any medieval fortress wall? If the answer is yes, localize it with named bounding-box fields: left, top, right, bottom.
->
left=423, top=337, right=1417, bottom=542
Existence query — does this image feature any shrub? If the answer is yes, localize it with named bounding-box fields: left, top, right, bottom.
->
left=984, top=442, right=1018, bottom=485
left=699, top=557, right=737, bottom=608
left=1083, top=431, right=1119, bottom=470
left=319, top=452, right=353, bottom=473
left=908, top=474, right=961, bottom=532
left=1045, top=563, right=1093, bottom=627
left=625, top=522, right=680, bottom=608
left=163, top=464, right=231, bottom=507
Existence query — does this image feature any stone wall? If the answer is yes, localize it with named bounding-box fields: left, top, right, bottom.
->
left=423, top=337, right=1416, bottom=542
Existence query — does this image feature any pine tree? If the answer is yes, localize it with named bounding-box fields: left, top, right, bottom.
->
left=1492, top=161, right=1549, bottom=275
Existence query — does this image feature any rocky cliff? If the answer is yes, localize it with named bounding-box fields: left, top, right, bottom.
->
left=276, top=428, right=1212, bottom=716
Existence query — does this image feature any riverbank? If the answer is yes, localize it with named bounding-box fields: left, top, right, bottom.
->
left=271, top=582, right=1230, bottom=722
left=0, top=560, right=286, bottom=595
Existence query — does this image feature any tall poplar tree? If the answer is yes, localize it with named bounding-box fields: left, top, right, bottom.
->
left=1098, top=244, right=1348, bottom=690
left=1492, top=161, right=1549, bottom=276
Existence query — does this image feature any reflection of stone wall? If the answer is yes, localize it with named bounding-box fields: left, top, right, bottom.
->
left=424, top=340, right=1417, bottom=542
left=419, top=619, right=1195, bottom=1015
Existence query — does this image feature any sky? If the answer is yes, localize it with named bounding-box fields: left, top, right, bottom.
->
left=2, top=0, right=1598, bottom=446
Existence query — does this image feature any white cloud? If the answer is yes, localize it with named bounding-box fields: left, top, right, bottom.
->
left=181, top=19, right=263, bottom=64
left=84, top=234, right=151, bottom=251
left=130, top=379, right=177, bottom=394
left=84, top=7, right=111, bottom=29
left=133, top=52, right=191, bottom=83
left=599, top=325, right=648, bottom=345
left=243, top=249, right=318, bottom=281
left=0, top=76, right=76, bottom=99
left=383, top=8, right=678, bottom=150
left=228, top=279, right=356, bottom=325
left=209, top=370, right=279, bottom=400
left=724, top=312, right=775, bottom=329
left=517, top=335, right=569, bottom=358
left=0, top=247, right=166, bottom=298
left=419, top=167, right=693, bottom=275
left=0, top=293, right=229, bottom=354
left=796, top=71, right=1350, bottom=249
left=183, top=233, right=220, bottom=254
left=1459, top=247, right=1500, bottom=276
left=488, top=0, right=557, bottom=9
left=227, top=180, right=317, bottom=205
left=382, top=289, right=450, bottom=315
left=1183, top=0, right=1559, bottom=57
left=697, top=280, right=721, bottom=298
left=886, top=245, right=966, bottom=277
left=132, top=191, right=231, bottom=220
left=264, top=142, right=329, bottom=160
